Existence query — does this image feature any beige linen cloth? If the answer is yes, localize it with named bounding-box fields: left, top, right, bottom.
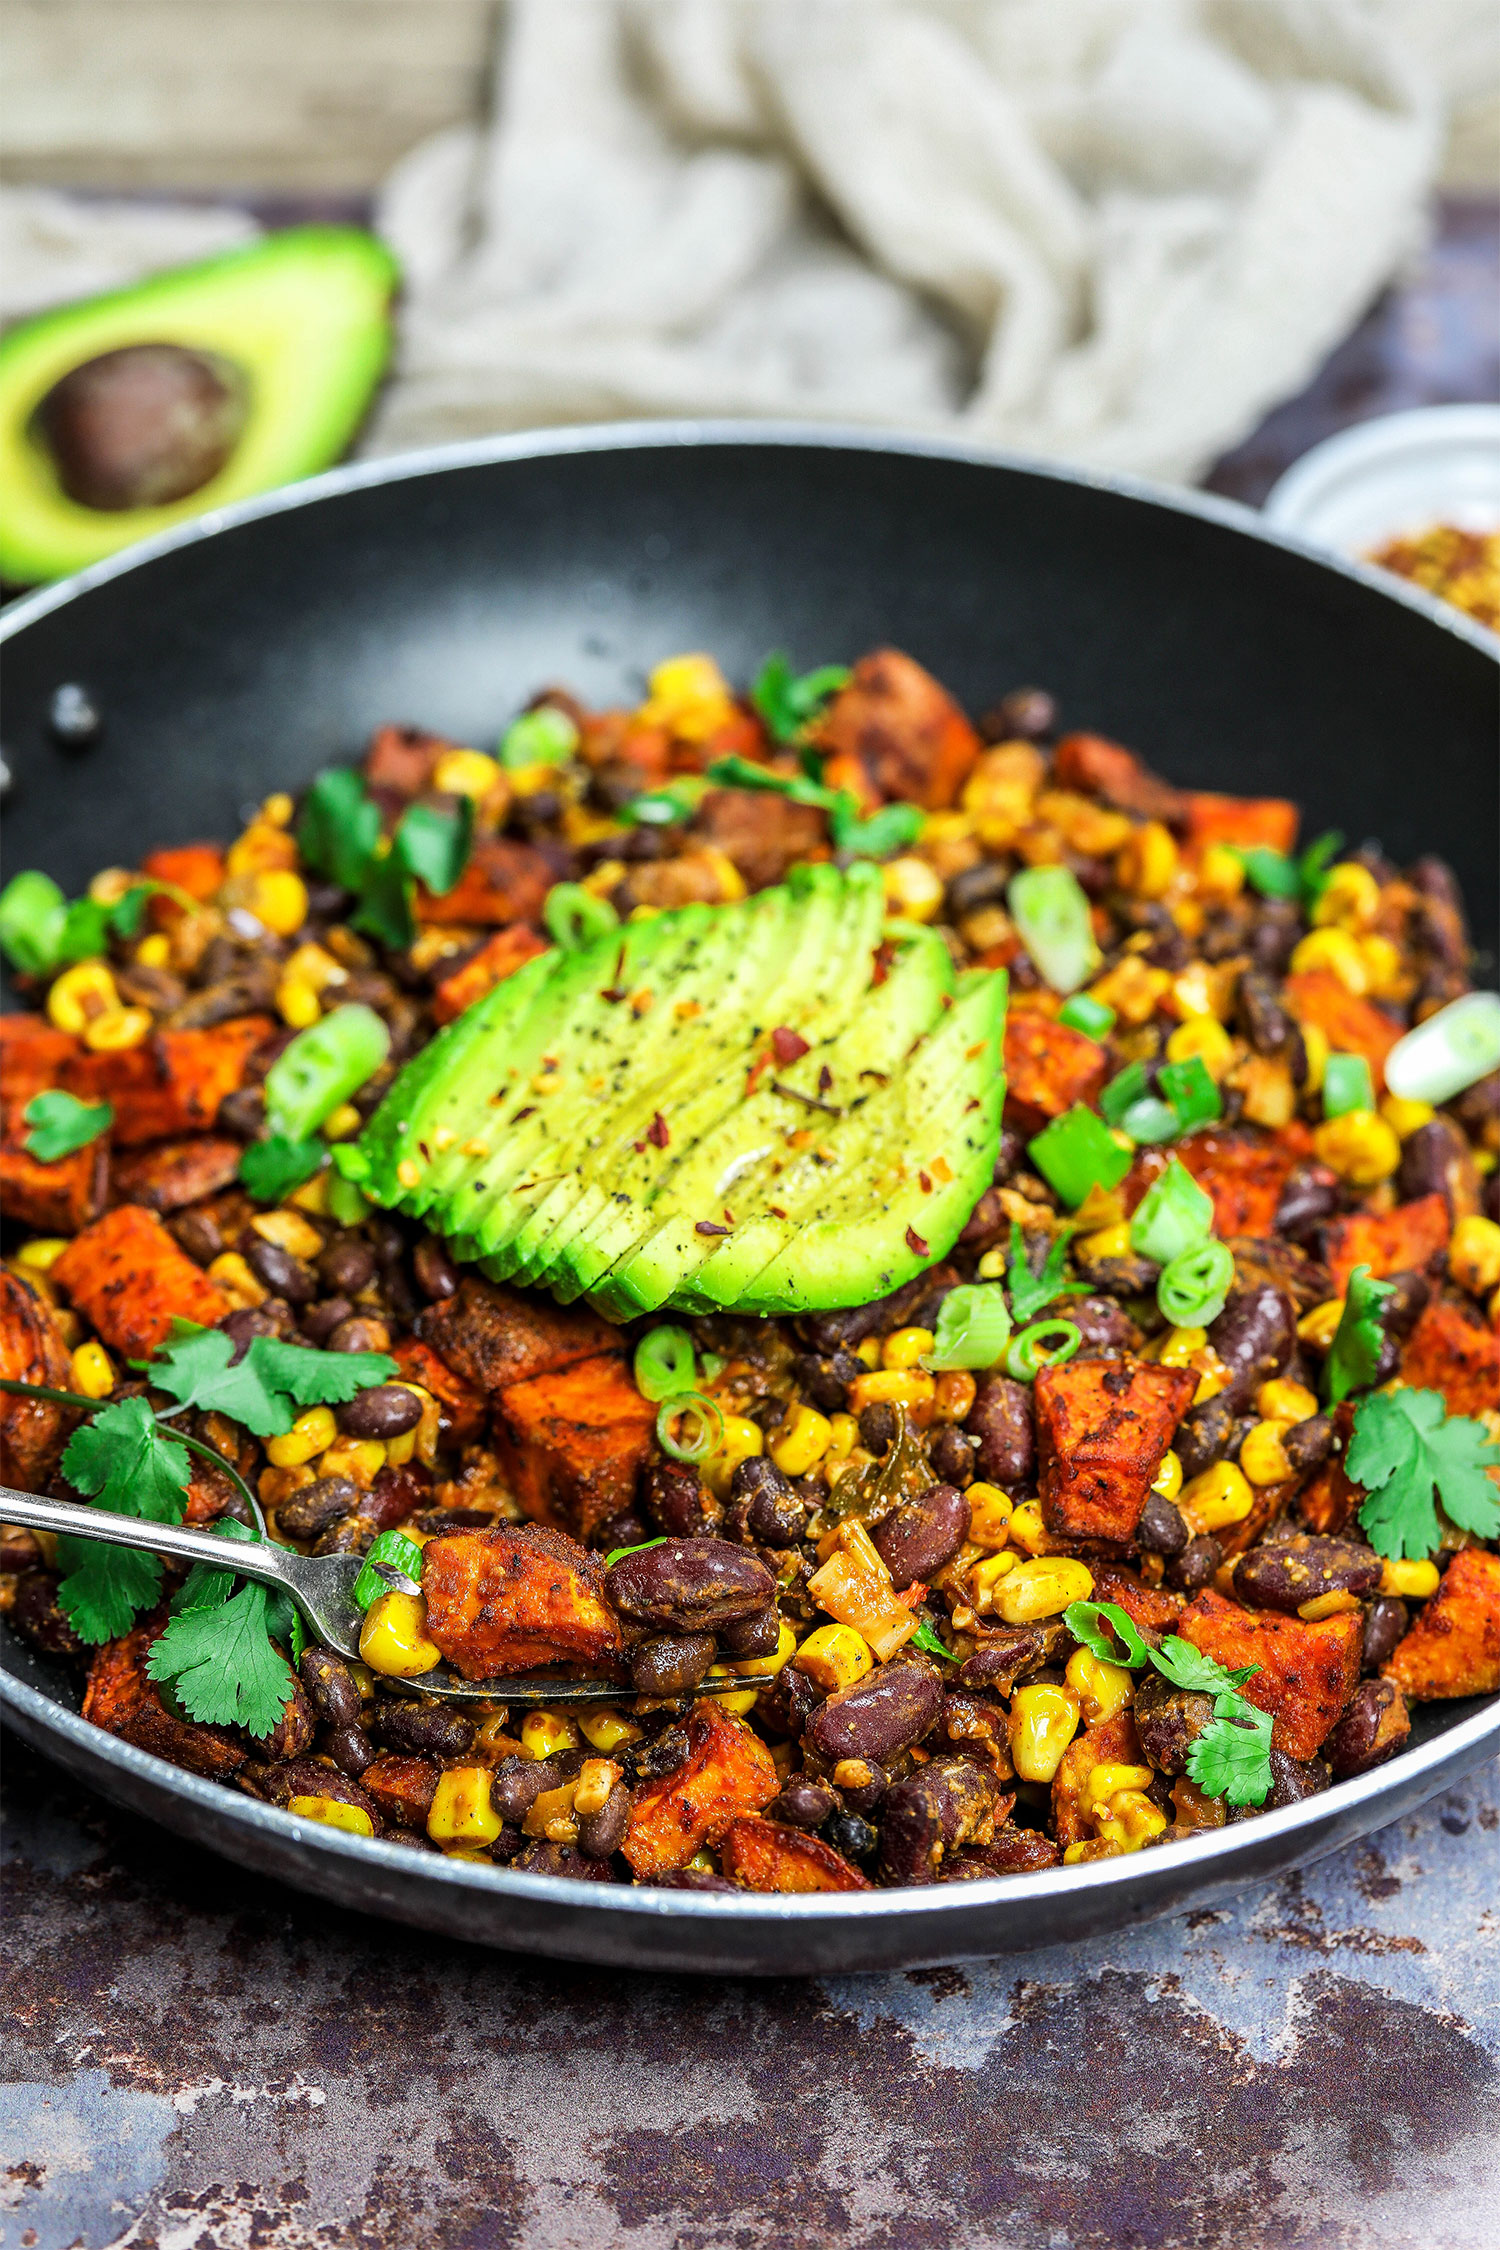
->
left=4, top=0, right=1497, bottom=485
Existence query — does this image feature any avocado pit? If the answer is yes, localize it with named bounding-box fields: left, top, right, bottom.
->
left=34, top=342, right=248, bottom=512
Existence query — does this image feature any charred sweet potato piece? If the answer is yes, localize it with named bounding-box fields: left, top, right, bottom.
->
left=1036, top=1358, right=1197, bottom=1542
left=1323, top=1195, right=1449, bottom=1293
left=140, top=843, right=226, bottom=903
left=0, top=1125, right=108, bottom=1233
left=719, top=1815, right=872, bottom=1893
left=818, top=648, right=982, bottom=811
left=361, top=1753, right=441, bottom=1828
left=1300, top=1403, right=1360, bottom=1536
left=622, top=1696, right=779, bottom=1878
left=1283, top=971, right=1402, bottom=1091
left=1164, top=1126, right=1311, bottom=1238
left=1182, top=792, right=1299, bottom=859
left=52, top=1202, right=229, bottom=1355
left=109, top=1134, right=244, bottom=1214
left=83, top=1618, right=246, bottom=1779
left=431, top=926, right=550, bottom=1026
left=416, top=1277, right=619, bottom=1395
left=64, top=1017, right=273, bottom=1144
left=420, top=1523, right=624, bottom=1680
left=690, top=787, right=828, bottom=891
left=1052, top=1709, right=1144, bottom=1850
left=1050, top=733, right=1184, bottom=824
left=0, top=1269, right=75, bottom=1491
left=493, top=1352, right=658, bottom=1541
left=416, top=837, right=552, bottom=926
left=1085, top=1562, right=1182, bottom=1635
left=391, top=1335, right=487, bottom=1446
left=0, top=1016, right=78, bottom=1109
left=1384, top=1549, right=1500, bottom=1701
left=364, top=724, right=448, bottom=798
left=1177, top=1588, right=1362, bottom=1760
left=1396, top=1294, right=1500, bottom=1416
left=1003, top=1009, right=1109, bottom=1139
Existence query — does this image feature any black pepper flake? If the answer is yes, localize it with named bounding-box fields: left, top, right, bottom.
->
left=818, top=1064, right=833, bottom=1095
left=512, top=1106, right=536, bottom=1122
left=964, top=1098, right=980, bottom=1113
left=905, top=1225, right=929, bottom=1256
left=648, top=1112, right=670, bottom=1148
left=695, top=1220, right=730, bottom=1236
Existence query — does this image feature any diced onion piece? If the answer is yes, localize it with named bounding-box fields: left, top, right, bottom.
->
left=1007, top=865, right=1100, bottom=994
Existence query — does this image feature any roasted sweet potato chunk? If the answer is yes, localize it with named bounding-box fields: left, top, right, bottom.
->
left=0, top=1124, right=108, bottom=1233
left=1397, top=1294, right=1500, bottom=1416
left=622, top=1696, right=778, bottom=1878
left=818, top=647, right=981, bottom=811
left=1052, top=1709, right=1144, bottom=1850
left=140, top=843, right=226, bottom=903
left=83, top=1618, right=246, bottom=1779
left=1182, top=792, right=1299, bottom=858
left=364, top=723, right=448, bottom=798
left=1283, top=971, right=1402, bottom=1091
left=690, top=788, right=828, bottom=891
left=65, top=1018, right=273, bottom=1145
left=416, top=837, right=552, bottom=926
left=719, top=1815, right=872, bottom=1893
left=1177, top=1588, right=1362, bottom=1760
left=52, top=1202, right=230, bottom=1355
left=1384, top=1549, right=1500, bottom=1701
left=1085, top=1562, right=1182, bottom=1635
left=1161, top=1126, right=1311, bottom=1239
left=494, top=1351, right=658, bottom=1541
left=416, top=1277, right=618, bottom=1395
left=1050, top=733, right=1184, bottom=824
left=0, top=1016, right=78, bottom=1110
left=431, top=926, right=550, bottom=1025
left=1036, top=1358, right=1197, bottom=1542
left=361, top=1753, right=441, bottom=1828
left=1323, top=1194, right=1449, bottom=1293
left=0, top=1269, right=75, bottom=1492
left=420, top=1523, right=624, bottom=1680
left=1003, top=1010, right=1109, bottom=1139
left=109, top=1134, right=244, bottom=1214
left=391, top=1335, right=487, bottom=1446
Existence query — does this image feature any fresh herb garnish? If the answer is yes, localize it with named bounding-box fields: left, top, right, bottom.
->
left=1005, top=1222, right=1086, bottom=1326
left=22, top=1090, right=113, bottom=1161
left=750, top=653, right=850, bottom=744
left=1348, top=1388, right=1500, bottom=1560
left=352, top=1529, right=425, bottom=1611
left=702, top=755, right=924, bottom=863
left=145, top=1321, right=397, bottom=1437
left=1058, top=1609, right=1274, bottom=1806
left=1324, top=1263, right=1395, bottom=1407
left=146, top=1565, right=297, bottom=1736
left=295, top=767, right=474, bottom=948
left=0, top=870, right=163, bottom=979
left=239, top=1135, right=326, bottom=1203
left=1231, top=830, right=1343, bottom=910
left=909, top=1616, right=957, bottom=1661
left=53, top=1396, right=192, bottom=1640
left=1062, top=1599, right=1149, bottom=1668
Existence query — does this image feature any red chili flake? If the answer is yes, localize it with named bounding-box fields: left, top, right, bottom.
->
left=919, top=1171, right=932, bottom=1193
left=695, top=1220, right=730, bottom=1236
left=871, top=939, right=897, bottom=988
left=632, top=1141, right=646, bottom=1154
left=723, top=1208, right=735, bottom=1226
left=648, top=1111, right=670, bottom=1148
left=512, top=1105, right=536, bottom=1122
left=818, top=1064, right=833, bottom=1095
left=964, top=1097, right=980, bottom=1113
left=600, top=987, right=627, bottom=1004
left=772, top=1027, right=810, bottom=1065
left=745, top=1052, right=773, bottom=1098
left=768, top=1205, right=788, bottom=1220
left=905, top=1225, right=929, bottom=1256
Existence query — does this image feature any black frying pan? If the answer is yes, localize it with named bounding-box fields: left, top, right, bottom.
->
left=2, top=425, right=1497, bottom=1973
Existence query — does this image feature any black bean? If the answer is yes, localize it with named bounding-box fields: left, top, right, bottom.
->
left=1274, top=1161, right=1341, bottom=1244
left=804, top=1660, right=943, bottom=1768
left=717, top=1605, right=782, bottom=1659
left=1175, top=1394, right=1236, bottom=1479
left=640, top=1458, right=722, bottom=1539
left=793, top=1351, right=861, bottom=1412
left=1232, top=1536, right=1383, bottom=1614
left=986, top=686, right=1057, bottom=740
left=877, top=1755, right=1000, bottom=1884
left=248, top=1758, right=380, bottom=1826
left=870, top=1485, right=971, bottom=1584
left=328, top=1316, right=392, bottom=1355
left=1229, top=1750, right=1330, bottom=1818
left=1137, top=1490, right=1189, bottom=1556
left=727, top=1463, right=807, bottom=1549
left=928, top=1427, right=978, bottom=1488
left=371, top=1699, right=476, bottom=1758
left=298, top=1643, right=363, bottom=1728
left=1362, top=1596, right=1408, bottom=1673
left=829, top=1757, right=887, bottom=1815
left=945, top=861, right=1011, bottom=917
left=1207, top=1285, right=1297, bottom=1410
left=1166, top=1535, right=1222, bottom=1593
left=956, top=1623, right=1063, bottom=1696
left=1283, top=1414, right=1335, bottom=1474
left=1037, top=1293, right=1138, bottom=1358
left=217, top=1085, right=268, bottom=1138
left=413, top=1237, right=459, bottom=1302
left=966, top=1375, right=1035, bottom=1488
left=325, top=1723, right=374, bottom=1776
left=1235, top=967, right=1294, bottom=1055
left=11, top=1571, right=86, bottom=1660
left=169, top=1209, right=223, bottom=1266
left=277, top=1477, right=360, bottom=1541
left=238, top=1233, right=316, bottom=1304
left=489, top=1752, right=581, bottom=1826
left=1485, top=1172, right=1500, bottom=1226
left=301, top=1296, right=355, bottom=1345
left=1325, top=1681, right=1410, bottom=1779
left=769, top=1776, right=839, bottom=1830
left=858, top=1402, right=898, bottom=1455
left=576, top=1784, right=630, bottom=1860
left=511, top=1839, right=616, bottom=1882
left=623, top=1726, right=691, bottom=1785
left=1397, top=1119, right=1469, bottom=1213
left=1133, top=1670, right=1214, bottom=1775
left=1381, top=1269, right=1432, bottom=1339
left=1247, top=897, right=1301, bottom=971
left=630, top=1632, right=716, bottom=1696
left=825, top=1810, right=878, bottom=1863
left=337, top=1383, right=423, bottom=1440
left=754, top=1661, right=823, bottom=1741
left=608, top=1539, right=775, bottom=1632
left=219, top=1305, right=282, bottom=1363
left=318, top=1232, right=377, bottom=1295
left=652, top=1869, right=741, bottom=1892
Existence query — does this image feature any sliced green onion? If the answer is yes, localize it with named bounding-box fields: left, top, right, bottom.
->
left=1100, top=1061, right=1149, bottom=1127
left=1157, top=1056, right=1221, bottom=1132
left=353, top=1530, right=425, bottom=1611
left=655, top=1392, right=724, bottom=1464
left=1028, top=1105, right=1132, bottom=1209
left=1003, top=1319, right=1082, bottom=1384
left=1235, top=846, right=1299, bottom=900
left=498, top=706, right=579, bottom=769
left=0, top=869, right=68, bottom=976
left=1322, top=1051, right=1374, bottom=1120
left=1120, top=1095, right=1179, bottom=1145
left=544, top=883, right=619, bottom=950
left=909, top=1616, right=958, bottom=1661
left=633, top=1324, right=696, bottom=1402
left=1007, top=866, right=1100, bottom=995
left=1298, top=831, right=1344, bottom=907
left=1157, top=1239, right=1235, bottom=1328
left=1129, top=1157, right=1214, bottom=1265
left=1384, top=991, right=1500, bottom=1105
left=924, top=1284, right=1013, bottom=1370
left=264, top=1004, right=391, bottom=1140
left=624, top=779, right=709, bottom=826
left=1063, top=1599, right=1149, bottom=1668
left=1058, top=992, right=1116, bottom=1041
left=326, top=1173, right=371, bottom=1227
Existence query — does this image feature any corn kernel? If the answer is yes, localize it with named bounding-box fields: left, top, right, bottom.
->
left=435, top=747, right=505, bottom=801
left=520, top=1711, right=580, bottom=1761
left=1380, top=1557, right=1440, bottom=1600
left=1115, top=821, right=1178, bottom=899
left=1380, top=1094, right=1436, bottom=1141
left=259, top=791, right=294, bottom=828
left=1298, top=1022, right=1329, bottom=1097
left=226, top=821, right=297, bottom=877
left=847, top=1369, right=935, bottom=1415
left=1179, top=1459, right=1255, bottom=1533
left=249, top=1208, right=323, bottom=1260
left=826, top=1412, right=859, bottom=1463
left=881, top=856, right=944, bottom=923
left=287, top=1794, right=375, bottom=1838
left=134, top=931, right=171, bottom=969
left=1006, top=1500, right=1052, bottom=1556
left=14, top=1237, right=68, bottom=1275
left=322, top=1101, right=363, bottom=1142
left=87, top=866, right=137, bottom=906
left=965, top=1484, right=1014, bottom=1550
left=793, top=1622, right=874, bottom=1693
left=47, top=960, right=118, bottom=1033
left=251, top=870, right=309, bottom=937
left=1298, top=1297, right=1346, bottom=1351
left=359, top=1590, right=442, bottom=1677
left=427, top=1766, right=503, bottom=1846
left=1151, top=1449, right=1183, bottom=1503
left=1256, top=1379, right=1319, bottom=1423
left=266, top=1406, right=339, bottom=1468
left=1313, top=1109, right=1400, bottom=1187
left=1095, top=1791, right=1169, bottom=1851
left=69, top=1340, right=114, bottom=1399
left=1311, top=861, right=1381, bottom=932
left=705, top=1664, right=759, bottom=1715
left=1196, top=842, right=1245, bottom=903
left=1083, top=1760, right=1156, bottom=1815
left=1087, top=956, right=1172, bottom=1027
left=1156, top=1326, right=1208, bottom=1368
left=317, top=1437, right=386, bottom=1487
left=1065, top=1647, right=1134, bottom=1725
left=730, top=1618, right=798, bottom=1681
left=1165, top=1015, right=1235, bottom=1081
left=1359, top=934, right=1408, bottom=1002
left=1079, top=1221, right=1132, bottom=1261
left=882, top=1325, right=935, bottom=1372
left=855, top=1337, right=883, bottom=1369
left=1450, top=1214, right=1500, bottom=1297
left=927, top=1368, right=977, bottom=1425
left=276, top=974, right=323, bottom=1029
left=207, top=1250, right=267, bottom=1308
left=639, top=653, right=736, bottom=740
left=992, top=1556, right=1094, bottom=1624
left=84, top=1005, right=153, bottom=1053
left=1064, top=1836, right=1127, bottom=1863
left=1239, top=1419, right=1294, bottom=1486
left=290, top=1170, right=333, bottom=1217
left=1290, top=927, right=1367, bottom=993
left=577, top=1706, right=642, bottom=1753
left=1009, top=1682, right=1082, bottom=1782
left=770, top=1402, right=833, bottom=1477
left=968, top=1549, right=1020, bottom=1611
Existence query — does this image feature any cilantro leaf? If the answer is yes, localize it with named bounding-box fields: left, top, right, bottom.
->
left=23, top=1089, right=113, bottom=1161
left=55, top=1395, right=190, bottom=1641
left=1234, top=847, right=1301, bottom=901
left=909, top=1616, right=957, bottom=1661
left=145, top=1582, right=294, bottom=1737
left=1006, top=1222, right=1087, bottom=1326
left=54, top=1539, right=164, bottom=1644
left=1148, top=1634, right=1257, bottom=1700
left=1298, top=831, right=1344, bottom=907
left=240, top=1136, right=326, bottom=1204
left=1325, top=1263, right=1395, bottom=1406
left=396, top=796, right=475, bottom=898
left=349, top=843, right=415, bottom=950
left=1186, top=1701, right=1274, bottom=1808
left=246, top=1335, right=398, bottom=1406
left=147, top=1324, right=293, bottom=1437
left=171, top=1515, right=257, bottom=1612
left=828, top=795, right=925, bottom=862
left=704, top=755, right=833, bottom=809
left=1349, top=1388, right=1500, bottom=1559
left=750, top=653, right=849, bottom=743
left=603, top=1535, right=669, bottom=1568
left=297, top=767, right=382, bottom=892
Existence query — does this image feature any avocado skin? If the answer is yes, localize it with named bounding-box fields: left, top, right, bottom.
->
left=0, top=227, right=397, bottom=584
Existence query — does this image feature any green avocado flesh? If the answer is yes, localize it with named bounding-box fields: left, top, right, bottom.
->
left=0, top=227, right=397, bottom=583
left=358, top=867, right=1008, bottom=1319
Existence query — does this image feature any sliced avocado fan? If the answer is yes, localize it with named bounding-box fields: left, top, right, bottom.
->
left=356, top=867, right=1008, bottom=1318
left=0, top=227, right=397, bottom=584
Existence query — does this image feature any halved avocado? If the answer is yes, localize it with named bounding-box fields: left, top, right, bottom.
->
left=0, top=227, right=397, bottom=583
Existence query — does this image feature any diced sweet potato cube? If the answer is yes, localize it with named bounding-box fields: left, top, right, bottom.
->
left=1156, top=1125, right=1311, bottom=1239
left=431, top=926, right=550, bottom=1025
left=1283, top=971, right=1402, bottom=1092
left=1300, top=1403, right=1360, bottom=1536
left=141, top=843, right=226, bottom=903
left=818, top=648, right=982, bottom=810
left=362, top=1754, right=441, bottom=1828
left=691, top=788, right=828, bottom=891
left=1177, top=1588, right=1362, bottom=1760
left=83, top=1619, right=246, bottom=1779
left=493, top=1352, right=658, bottom=1542
left=416, top=1277, right=620, bottom=1395
left=1182, top=792, right=1299, bottom=858
left=1003, top=1010, right=1109, bottom=1139
left=52, top=1203, right=229, bottom=1356
left=622, top=1697, right=779, bottom=1878
left=1, top=1017, right=82, bottom=1113
left=109, top=1134, right=244, bottom=1215
left=364, top=724, right=449, bottom=798
left=1050, top=733, right=1184, bottom=823
left=1036, top=1358, right=1197, bottom=1542
left=63, top=1018, right=273, bottom=1145
left=1384, top=1549, right=1500, bottom=1702
left=1052, top=1709, right=1144, bottom=1850
left=416, top=837, right=552, bottom=926
left=1324, top=1195, right=1450, bottom=1295
left=0, top=1268, right=75, bottom=1492
left=420, top=1523, right=624, bottom=1680
left=1085, top=1562, right=1182, bottom=1635
left=719, top=1816, right=872, bottom=1893
left=0, top=1126, right=108, bottom=1234
left=1397, top=1294, right=1500, bottom=1416
left=391, top=1335, right=487, bottom=1446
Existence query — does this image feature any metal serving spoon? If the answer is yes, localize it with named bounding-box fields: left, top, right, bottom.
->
left=1, top=1486, right=744, bottom=1706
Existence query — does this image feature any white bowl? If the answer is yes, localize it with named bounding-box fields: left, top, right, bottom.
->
left=1264, top=404, right=1500, bottom=560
